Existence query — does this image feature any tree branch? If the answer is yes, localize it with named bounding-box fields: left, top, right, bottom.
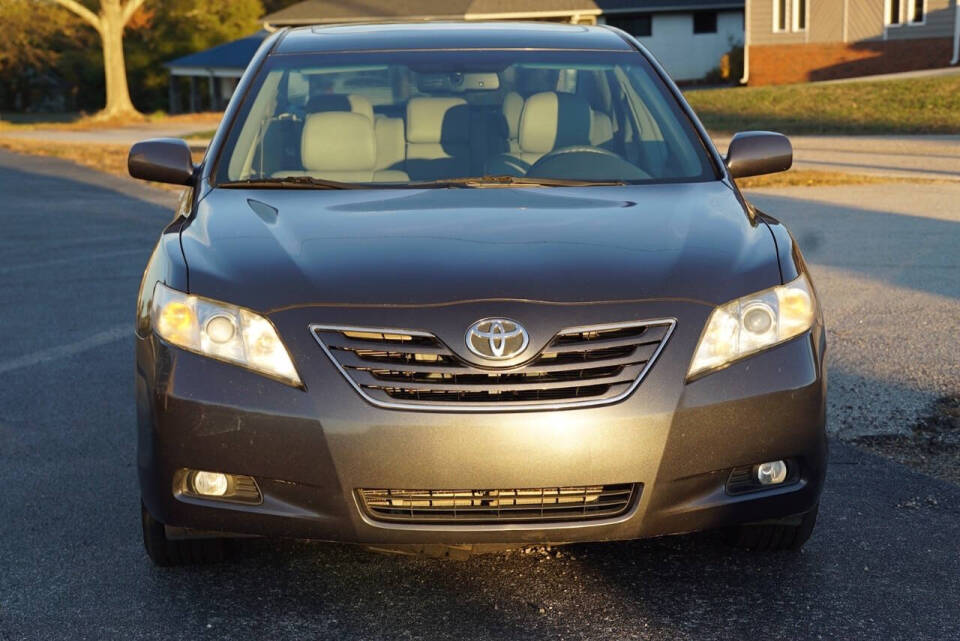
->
left=121, top=0, right=146, bottom=24
left=50, top=0, right=102, bottom=31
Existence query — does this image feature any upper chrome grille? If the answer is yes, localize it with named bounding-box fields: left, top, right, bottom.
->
left=311, top=319, right=674, bottom=411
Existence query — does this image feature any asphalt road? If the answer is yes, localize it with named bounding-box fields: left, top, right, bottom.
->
left=1, top=150, right=958, bottom=640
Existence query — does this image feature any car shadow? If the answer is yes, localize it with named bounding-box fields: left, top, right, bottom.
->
left=747, top=188, right=960, bottom=301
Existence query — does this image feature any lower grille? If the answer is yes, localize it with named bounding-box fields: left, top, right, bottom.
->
left=357, top=484, right=639, bottom=524
left=311, top=319, right=674, bottom=411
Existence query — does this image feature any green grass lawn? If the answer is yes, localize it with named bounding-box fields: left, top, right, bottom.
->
left=685, top=74, right=960, bottom=135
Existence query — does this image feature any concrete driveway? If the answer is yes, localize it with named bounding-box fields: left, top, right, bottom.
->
left=0, top=150, right=958, bottom=640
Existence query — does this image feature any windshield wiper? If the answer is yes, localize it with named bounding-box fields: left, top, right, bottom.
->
left=218, top=175, right=626, bottom=190
left=218, top=176, right=364, bottom=190
left=411, top=175, right=626, bottom=188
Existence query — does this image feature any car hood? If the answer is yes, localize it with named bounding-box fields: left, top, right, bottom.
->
left=180, top=182, right=779, bottom=312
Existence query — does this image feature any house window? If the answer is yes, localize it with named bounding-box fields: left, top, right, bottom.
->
left=793, top=0, right=807, bottom=31
left=693, top=11, right=718, bottom=34
left=605, top=13, right=652, bottom=38
left=887, top=0, right=925, bottom=27
left=773, top=0, right=804, bottom=33
left=774, top=0, right=788, bottom=31
left=887, top=0, right=903, bottom=25
left=909, top=0, right=925, bottom=23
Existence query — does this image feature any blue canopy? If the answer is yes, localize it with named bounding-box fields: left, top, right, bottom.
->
left=166, top=31, right=269, bottom=75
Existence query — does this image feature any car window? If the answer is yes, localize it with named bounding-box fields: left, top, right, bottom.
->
left=215, top=50, right=715, bottom=186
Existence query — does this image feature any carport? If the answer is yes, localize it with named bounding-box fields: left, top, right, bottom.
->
left=164, top=31, right=268, bottom=113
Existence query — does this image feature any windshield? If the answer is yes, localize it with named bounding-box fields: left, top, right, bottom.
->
left=214, top=50, right=716, bottom=187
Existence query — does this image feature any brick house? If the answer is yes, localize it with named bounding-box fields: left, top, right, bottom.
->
left=742, top=0, right=960, bottom=85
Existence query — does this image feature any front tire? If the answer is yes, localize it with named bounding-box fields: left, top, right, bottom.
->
left=141, top=502, right=227, bottom=566
left=724, top=503, right=819, bottom=551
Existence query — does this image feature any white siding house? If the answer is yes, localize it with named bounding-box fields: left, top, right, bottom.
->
left=611, top=10, right=744, bottom=80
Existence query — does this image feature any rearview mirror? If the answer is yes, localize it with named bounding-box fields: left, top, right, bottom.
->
left=128, top=138, right=196, bottom=185
left=724, top=131, right=792, bottom=179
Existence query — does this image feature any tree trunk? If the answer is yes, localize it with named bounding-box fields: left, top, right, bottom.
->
left=96, top=1, right=139, bottom=120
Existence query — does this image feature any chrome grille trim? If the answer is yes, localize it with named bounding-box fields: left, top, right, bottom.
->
left=310, top=318, right=676, bottom=412
left=357, top=484, right=640, bottom=524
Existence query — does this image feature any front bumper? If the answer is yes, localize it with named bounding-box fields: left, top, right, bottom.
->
left=137, top=300, right=827, bottom=545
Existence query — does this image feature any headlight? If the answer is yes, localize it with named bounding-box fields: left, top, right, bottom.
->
left=688, top=273, right=816, bottom=379
left=151, top=282, right=302, bottom=387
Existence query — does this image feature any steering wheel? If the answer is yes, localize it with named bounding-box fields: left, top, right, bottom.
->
left=526, top=146, right=651, bottom=181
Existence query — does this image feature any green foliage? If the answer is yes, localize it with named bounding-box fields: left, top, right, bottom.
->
left=685, top=75, right=960, bottom=135
left=125, top=0, right=264, bottom=111
left=0, top=0, right=84, bottom=111
left=2, top=0, right=264, bottom=113
left=0, top=0, right=73, bottom=70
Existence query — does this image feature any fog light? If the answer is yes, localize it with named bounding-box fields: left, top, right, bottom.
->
left=191, top=470, right=229, bottom=496
left=177, top=469, right=262, bottom=504
left=756, top=460, right=788, bottom=485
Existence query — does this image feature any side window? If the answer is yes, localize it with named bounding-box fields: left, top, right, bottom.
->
left=284, top=69, right=395, bottom=109
left=557, top=69, right=578, bottom=94
left=287, top=71, right=309, bottom=108
left=613, top=64, right=714, bottom=180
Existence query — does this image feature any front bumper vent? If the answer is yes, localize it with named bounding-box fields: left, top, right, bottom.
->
left=357, top=484, right=639, bottom=525
left=311, top=319, right=673, bottom=411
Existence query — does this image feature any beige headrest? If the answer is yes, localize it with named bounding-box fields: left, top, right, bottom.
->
left=301, top=112, right=375, bottom=172
left=345, top=94, right=374, bottom=121
left=305, top=93, right=374, bottom=121
left=519, top=91, right=592, bottom=154
left=502, top=91, right=524, bottom=140
left=406, top=97, right=469, bottom=144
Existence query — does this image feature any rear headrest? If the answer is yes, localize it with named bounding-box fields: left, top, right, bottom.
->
left=406, top=97, right=469, bottom=144
left=519, top=92, right=592, bottom=154
left=301, top=112, right=375, bottom=171
left=305, top=94, right=374, bottom=121
left=502, top=91, right=524, bottom=140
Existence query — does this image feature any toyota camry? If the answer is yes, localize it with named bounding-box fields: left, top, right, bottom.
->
left=130, top=22, right=826, bottom=566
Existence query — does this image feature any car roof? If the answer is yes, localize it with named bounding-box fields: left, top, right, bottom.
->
left=273, top=22, right=635, bottom=54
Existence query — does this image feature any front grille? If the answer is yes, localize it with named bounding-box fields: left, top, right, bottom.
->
left=311, top=319, right=673, bottom=410
left=357, top=484, right=639, bottom=524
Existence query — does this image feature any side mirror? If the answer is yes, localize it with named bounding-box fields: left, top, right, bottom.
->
left=128, top=138, right=196, bottom=185
left=724, top=131, right=792, bottom=179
